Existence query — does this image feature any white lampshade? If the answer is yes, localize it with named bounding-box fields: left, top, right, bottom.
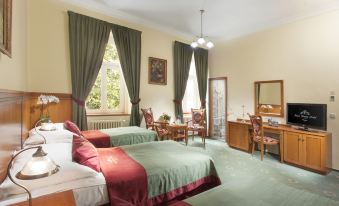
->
left=197, top=37, right=205, bottom=45
left=16, top=147, right=59, bottom=180
left=40, top=122, right=56, bottom=131
left=191, top=41, right=198, bottom=48
left=206, top=41, right=214, bottom=48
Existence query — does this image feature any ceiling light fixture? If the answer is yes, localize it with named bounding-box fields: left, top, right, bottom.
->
left=191, top=10, right=214, bottom=49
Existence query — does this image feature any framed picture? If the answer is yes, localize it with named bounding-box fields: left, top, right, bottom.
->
left=0, top=0, right=12, bottom=57
left=148, top=57, right=167, bottom=85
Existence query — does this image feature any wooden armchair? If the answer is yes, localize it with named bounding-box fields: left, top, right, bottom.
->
left=186, top=108, right=207, bottom=147
left=248, top=113, right=281, bottom=161
left=141, top=108, right=155, bottom=130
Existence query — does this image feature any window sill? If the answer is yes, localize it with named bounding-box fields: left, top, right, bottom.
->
left=87, top=113, right=130, bottom=117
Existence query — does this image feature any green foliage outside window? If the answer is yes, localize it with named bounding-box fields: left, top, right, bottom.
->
left=103, top=44, right=119, bottom=62
left=86, top=41, right=122, bottom=111
left=86, top=72, right=101, bottom=110
left=107, top=68, right=121, bottom=109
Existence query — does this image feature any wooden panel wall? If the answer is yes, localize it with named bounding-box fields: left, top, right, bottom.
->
left=0, top=90, right=24, bottom=184
left=25, top=92, right=72, bottom=136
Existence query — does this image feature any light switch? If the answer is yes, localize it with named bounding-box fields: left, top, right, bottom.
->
left=329, top=113, right=336, bottom=119
left=330, top=95, right=335, bottom=102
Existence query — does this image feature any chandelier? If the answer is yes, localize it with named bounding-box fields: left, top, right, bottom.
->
left=191, top=10, right=214, bottom=49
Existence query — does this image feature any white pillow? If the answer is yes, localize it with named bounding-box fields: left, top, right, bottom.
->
left=0, top=143, right=99, bottom=199
left=29, top=123, right=66, bottom=136
left=24, top=129, right=75, bottom=146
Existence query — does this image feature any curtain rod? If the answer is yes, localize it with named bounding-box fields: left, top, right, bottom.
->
left=67, top=11, right=142, bottom=34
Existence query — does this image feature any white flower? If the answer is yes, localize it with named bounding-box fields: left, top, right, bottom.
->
left=37, top=95, right=60, bottom=105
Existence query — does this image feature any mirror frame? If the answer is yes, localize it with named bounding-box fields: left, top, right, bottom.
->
left=254, top=80, right=284, bottom=117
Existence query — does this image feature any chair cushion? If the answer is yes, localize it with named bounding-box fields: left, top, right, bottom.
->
left=157, top=128, right=168, bottom=136
left=188, top=125, right=205, bottom=130
left=254, top=136, right=279, bottom=144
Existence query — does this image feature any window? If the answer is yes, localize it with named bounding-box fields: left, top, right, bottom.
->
left=86, top=33, right=128, bottom=114
left=182, top=55, right=200, bottom=113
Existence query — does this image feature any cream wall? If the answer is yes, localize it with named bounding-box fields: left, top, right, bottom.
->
left=27, top=0, right=190, bottom=122
left=209, top=10, right=339, bottom=169
left=0, top=0, right=27, bottom=91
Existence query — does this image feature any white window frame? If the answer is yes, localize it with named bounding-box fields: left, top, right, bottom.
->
left=86, top=33, right=128, bottom=114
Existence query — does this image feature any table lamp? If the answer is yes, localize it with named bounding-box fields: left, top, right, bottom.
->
left=7, top=146, right=60, bottom=206
left=34, top=118, right=56, bottom=144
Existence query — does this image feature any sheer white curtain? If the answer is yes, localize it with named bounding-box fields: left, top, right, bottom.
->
left=182, top=54, right=200, bottom=113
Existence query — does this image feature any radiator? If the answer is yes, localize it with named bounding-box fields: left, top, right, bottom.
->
left=88, top=120, right=126, bottom=130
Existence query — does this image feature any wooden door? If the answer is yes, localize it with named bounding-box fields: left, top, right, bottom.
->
left=303, top=135, right=324, bottom=171
left=283, top=131, right=302, bottom=165
left=228, top=122, right=249, bottom=152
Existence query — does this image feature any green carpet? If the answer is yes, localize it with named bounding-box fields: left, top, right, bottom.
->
left=180, top=137, right=339, bottom=206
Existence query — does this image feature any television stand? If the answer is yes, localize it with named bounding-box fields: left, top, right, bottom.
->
left=296, top=125, right=309, bottom=131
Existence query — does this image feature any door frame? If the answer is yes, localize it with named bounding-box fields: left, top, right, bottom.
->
left=208, top=77, right=228, bottom=141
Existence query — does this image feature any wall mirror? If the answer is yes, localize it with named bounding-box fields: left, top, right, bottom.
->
left=254, top=80, right=284, bottom=117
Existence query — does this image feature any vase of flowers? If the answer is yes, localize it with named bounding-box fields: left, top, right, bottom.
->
left=37, top=95, right=60, bottom=122
left=159, top=113, right=171, bottom=122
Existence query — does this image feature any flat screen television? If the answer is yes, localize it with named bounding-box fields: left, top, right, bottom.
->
left=287, top=103, right=327, bottom=131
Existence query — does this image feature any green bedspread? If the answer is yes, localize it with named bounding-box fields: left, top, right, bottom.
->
left=121, top=140, right=219, bottom=199
left=100, top=126, right=158, bottom=147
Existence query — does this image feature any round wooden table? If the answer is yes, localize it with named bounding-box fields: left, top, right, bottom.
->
left=166, top=124, right=188, bottom=146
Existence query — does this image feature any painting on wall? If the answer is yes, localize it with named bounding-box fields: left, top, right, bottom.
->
left=148, top=57, right=167, bottom=85
left=0, top=0, right=12, bottom=57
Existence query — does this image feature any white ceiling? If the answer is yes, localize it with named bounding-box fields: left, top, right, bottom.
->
left=65, top=0, right=339, bottom=42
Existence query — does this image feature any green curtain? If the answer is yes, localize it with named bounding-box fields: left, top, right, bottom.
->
left=173, top=41, right=193, bottom=120
left=194, top=48, right=209, bottom=109
left=111, top=25, right=142, bottom=126
left=68, top=11, right=110, bottom=130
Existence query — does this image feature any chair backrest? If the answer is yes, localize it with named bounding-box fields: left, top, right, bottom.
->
left=191, top=108, right=205, bottom=125
left=141, top=108, right=154, bottom=129
left=248, top=114, right=263, bottom=139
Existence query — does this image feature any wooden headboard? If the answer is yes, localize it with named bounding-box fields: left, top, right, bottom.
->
left=0, top=89, right=72, bottom=184
left=0, top=90, right=25, bottom=184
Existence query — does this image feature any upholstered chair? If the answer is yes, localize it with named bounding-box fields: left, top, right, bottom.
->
left=186, top=108, right=207, bottom=147
left=248, top=114, right=281, bottom=161
left=141, top=108, right=155, bottom=130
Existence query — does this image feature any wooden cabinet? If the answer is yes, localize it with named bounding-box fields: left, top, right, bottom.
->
left=284, top=132, right=330, bottom=173
left=228, top=121, right=250, bottom=152
left=284, top=131, right=303, bottom=165
left=227, top=120, right=332, bottom=174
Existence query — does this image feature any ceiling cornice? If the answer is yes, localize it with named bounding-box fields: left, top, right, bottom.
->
left=60, top=0, right=193, bottom=41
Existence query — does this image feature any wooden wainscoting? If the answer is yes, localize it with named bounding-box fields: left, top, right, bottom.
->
left=26, top=92, right=72, bottom=133
left=0, top=90, right=24, bottom=184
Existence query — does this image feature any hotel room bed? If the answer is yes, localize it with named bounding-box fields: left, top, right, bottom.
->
left=24, top=123, right=158, bottom=147
left=81, top=126, right=158, bottom=147
left=1, top=140, right=220, bottom=206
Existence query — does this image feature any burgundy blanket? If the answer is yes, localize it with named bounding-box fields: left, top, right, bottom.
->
left=98, top=147, right=149, bottom=206
left=82, top=130, right=110, bottom=148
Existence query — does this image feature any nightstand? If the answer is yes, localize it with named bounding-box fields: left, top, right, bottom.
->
left=10, top=190, right=76, bottom=206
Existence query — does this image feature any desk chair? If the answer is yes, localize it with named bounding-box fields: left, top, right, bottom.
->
left=248, top=114, right=281, bottom=161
